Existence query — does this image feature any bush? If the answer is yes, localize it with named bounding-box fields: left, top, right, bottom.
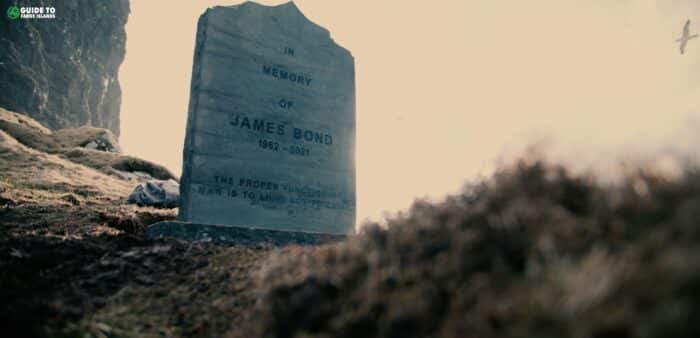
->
left=247, top=159, right=700, bottom=338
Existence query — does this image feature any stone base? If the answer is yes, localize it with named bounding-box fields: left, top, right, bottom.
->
left=146, top=221, right=346, bottom=246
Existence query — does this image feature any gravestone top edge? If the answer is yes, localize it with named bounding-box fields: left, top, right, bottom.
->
left=202, top=1, right=354, bottom=60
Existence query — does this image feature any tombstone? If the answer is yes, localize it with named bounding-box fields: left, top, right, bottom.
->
left=147, top=1, right=355, bottom=244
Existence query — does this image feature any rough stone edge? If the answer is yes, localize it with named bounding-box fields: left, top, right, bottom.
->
left=178, top=8, right=211, bottom=221
left=146, top=221, right=346, bottom=246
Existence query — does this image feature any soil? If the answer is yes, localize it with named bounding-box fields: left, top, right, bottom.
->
left=0, top=115, right=273, bottom=337
left=0, top=231, right=270, bottom=338
left=0, top=176, right=273, bottom=338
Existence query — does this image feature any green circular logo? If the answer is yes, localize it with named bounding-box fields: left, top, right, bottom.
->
left=7, top=6, right=20, bottom=20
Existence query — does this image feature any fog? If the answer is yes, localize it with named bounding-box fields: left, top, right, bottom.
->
left=120, top=0, right=700, bottom=223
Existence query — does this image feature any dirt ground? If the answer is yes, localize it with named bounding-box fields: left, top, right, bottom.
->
left=0, top=153, right=273, bottom=338
left=0, top=113, right=274, bottom=337
left=0, top=231, right=271, bottom=338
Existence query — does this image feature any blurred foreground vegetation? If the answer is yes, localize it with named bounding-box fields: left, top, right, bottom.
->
left=2, top=108, right=699, bottom=338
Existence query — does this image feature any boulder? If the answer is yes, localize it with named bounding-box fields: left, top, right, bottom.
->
left=111, top=169, right=154, bottom=182
left=128, top=180, right=180, bottom=209
left=81, top=130, right=121, bottom=153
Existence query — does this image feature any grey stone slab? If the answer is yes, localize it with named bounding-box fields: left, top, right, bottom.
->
left=173, top=1, right=355, bottom=236
left=147, top=221, right=345, bottom=246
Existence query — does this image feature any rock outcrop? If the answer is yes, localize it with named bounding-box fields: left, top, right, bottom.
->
left=127, top=179, right=180, bottom=208
left=0, top=0, right=129, bottom=136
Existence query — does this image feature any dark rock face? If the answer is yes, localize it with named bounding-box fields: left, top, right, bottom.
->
left=0, top=0, right=129, bottom=136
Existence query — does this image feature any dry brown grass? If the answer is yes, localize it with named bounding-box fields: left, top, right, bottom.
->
left=0, top=128, right=176, bottom=238
left=63, top=156, right=700, bottom=338
left=243, top=159, right=700, bottom=338
left=3, top=107, right=700, bottom=338
left=0, top=107, right=176, bottom=181
left=0, top=129, right=131, bottom=202
left=0, top=110, right=179, bottom=337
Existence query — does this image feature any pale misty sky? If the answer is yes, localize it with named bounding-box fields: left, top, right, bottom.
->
left=120, top=0, right=700, bottom=224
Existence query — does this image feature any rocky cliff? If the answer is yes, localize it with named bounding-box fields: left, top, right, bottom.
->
left=0, top=0, right=129, bottom=136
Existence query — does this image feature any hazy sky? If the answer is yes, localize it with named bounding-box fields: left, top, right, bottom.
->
left=120, top=0, right=700, bottom=223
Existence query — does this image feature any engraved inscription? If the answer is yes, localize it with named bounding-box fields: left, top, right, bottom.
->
left=278, top=99, right=293, bottom=109
left=198, top=175, right=354, bottom=212
left=229, top=114, right=334, bottom=145
left=180, top=2, right=355, bottom=234
left=261, top=64, right=312, bottom=86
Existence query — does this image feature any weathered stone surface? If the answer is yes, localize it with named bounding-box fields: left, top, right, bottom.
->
left=147, top=221, right=344, bottom=246
left=177, top=2, right=355, bottom=235
left=128, top=179, right=180, bottom=208
left=82, top=129, right=121, bottom=153
left=0, top=0, right=129, bottom=136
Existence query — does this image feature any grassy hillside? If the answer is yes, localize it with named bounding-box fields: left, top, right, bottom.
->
left=72, top=158, right=700, bottom=338
left=2, top=108, right=699, bottom=338
left=0, top=108, right=176, bottom=181
left=0, top=110, right=180, bottom=337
